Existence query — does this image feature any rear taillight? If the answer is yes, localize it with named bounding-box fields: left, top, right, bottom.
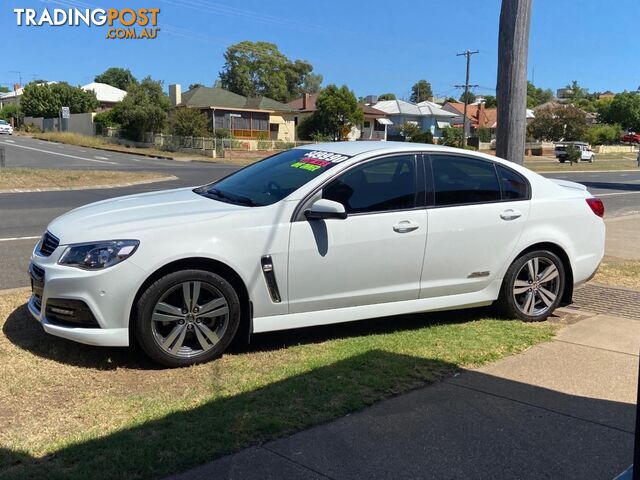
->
left=586, top=197, right=604, bottom=218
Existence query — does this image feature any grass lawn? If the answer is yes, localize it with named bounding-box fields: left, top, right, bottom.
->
left=594, top=261, right=640, bottom=289
left=0, top=168, right=171, bottom=190
left=524, top=156, right=638, bottom=173
left=0, top=291, right=555, bottom=480
left=28, top=132, right=200, bottom=161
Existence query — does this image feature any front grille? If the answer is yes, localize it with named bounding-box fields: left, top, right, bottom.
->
left=38, top=231, right=60, bottom=257
left=31, top=263, right=45, bottom=280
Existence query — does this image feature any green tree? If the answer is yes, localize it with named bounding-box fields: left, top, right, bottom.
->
left=0, top=104, right=21, bottom=123
left=302, top=73, right=323, bottom=94
left=188, top=83, right=204, bottom=90
left=526, top=81, right=554, bottom=108
left=564, top=80, right=589, bottom=101
left=172, top=108, right=209, bottom=137
left=0, top=86, right=9, bottom=93
left=112, top=76, right=171, bottom=141
left=297, top=85, right=363, bottom=141
left=564, top=144, right=581, bottom=165
left=95, top=67, right=137, bottom=91
left=409, top=131, right=433, bottom=144
left=219, top=41, right=322, bottom=102
left=399, top=122, right=421, bottom=140
left=378, top=93, right=396, bottom=101
left=585, top=123, right=622, bottom=145
left=482, top=95, right=497, bottom=108
left=528, top=105, right=588, bottom=141
left=597, top=92, right=640, bottom=132
left=410, top=80, right=433, bottom=103
left=441, top=127, right=464, bottom=147
left=459, top=90, right=477, bottom=104
left=21, top=82, right=98, bottom=118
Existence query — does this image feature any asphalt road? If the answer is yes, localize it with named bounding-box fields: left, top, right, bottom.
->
left=1, top=135, right=639, bottom=290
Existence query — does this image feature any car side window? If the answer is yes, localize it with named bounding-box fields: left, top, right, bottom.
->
left=496, top=165, right=528, bottom=200
left=323, top=155, right=417, bottom=214
left=432, top=155, right=501, bottom=206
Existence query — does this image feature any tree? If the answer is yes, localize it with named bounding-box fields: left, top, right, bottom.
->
left=482, top=95, right=497, bottom=108
left=0, top=104, right=21, bottom=123
left=526, top=81, right=554, bottom=107
left=564, top=80, right=589, bottom=101
left=0, top=86, right=8, bottom=93
left=527, top=105, right=588, bottom=142
left=410, top=80, right=433, bottom=103
left=496, top=0, right=533, bottom=165
left=399, top=122, right=421, bottom=140
left=441, top=127, right=464, bottom=147
left=459, top=90, right=477, bottom=104
left=219, top=41, right=322, bottom=102
left=21, top=82, right=98, bottom=118
left=298, top=85, right=363, bottom=140
left=597, top=92, right=640, bottom=132
left=188, top=83, right=204, bottom=90
left=111, top=76, right=171, bottom=141
left=171, top=108, right=209, bottom=137
left=378, top=93, right=396, bottom=101
left=95, top=67, right=137, bottom=91
left=585, top=124, right=622, bottom=146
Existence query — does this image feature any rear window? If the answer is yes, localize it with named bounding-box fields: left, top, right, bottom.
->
left=497, top=165, right=528, bottom=200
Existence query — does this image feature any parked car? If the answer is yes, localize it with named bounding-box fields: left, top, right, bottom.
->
left=622, top=132, right=640, bottom=144
left=0, top=119, right=13, bottom=135
left=554, top=142, right=595, bottom=163
left=28, top=142, right=606, bottom=367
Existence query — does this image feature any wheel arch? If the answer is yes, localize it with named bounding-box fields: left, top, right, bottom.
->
left=513, top=242, right=574, bottom=306
left=129, top=257, right=253, bottom=345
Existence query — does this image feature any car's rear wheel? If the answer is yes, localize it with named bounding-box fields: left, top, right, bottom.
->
left=496, top=250, right=565, bottom=322
left=135, top=269, right=240, bottom=367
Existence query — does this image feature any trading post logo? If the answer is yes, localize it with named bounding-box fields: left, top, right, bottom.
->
left=13, top=8, right=161, bottom=40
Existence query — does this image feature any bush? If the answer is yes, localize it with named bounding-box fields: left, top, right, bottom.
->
left=585, top=124, right=622, bottom=145
left=0, top=104, right=22, bottom=124
left=441, top=127, right=464, bottom=147
left=565, top=144, right=581, bottom=164
left=171, top=108, right=208, bottom=137
left=399, top=122, right=421, bottom=140
left=93, top=110, right=117, bottom=135
left=213, top=127, right=230, bottom=139
left=310, top=132, right=333, bottom=142
left=476, top=127, right=492, bottom=142
left=409, top=131, right=433, bottom=144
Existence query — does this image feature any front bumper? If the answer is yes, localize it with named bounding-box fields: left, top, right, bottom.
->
left=27, top=248, right=147, bottom=347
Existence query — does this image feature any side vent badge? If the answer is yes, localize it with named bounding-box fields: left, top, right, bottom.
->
left=261, top=255, right=282, bottom=303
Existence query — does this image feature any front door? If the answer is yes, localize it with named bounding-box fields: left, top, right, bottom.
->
left=288, top=155, right=427, bottom=313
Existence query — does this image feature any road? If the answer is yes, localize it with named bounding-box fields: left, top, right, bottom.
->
left=1, top=135, right=639, bottom=290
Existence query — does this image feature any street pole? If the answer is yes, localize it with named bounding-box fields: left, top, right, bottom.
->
left=456, top=50, right=479, bottom=148
left=496, top=0, right=533, bottom=165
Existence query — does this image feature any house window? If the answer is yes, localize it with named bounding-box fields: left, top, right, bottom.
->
left=363, top=121, right=371, bottom=129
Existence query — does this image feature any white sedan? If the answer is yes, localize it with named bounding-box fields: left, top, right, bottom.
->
left=0, top=119, right=13, bottom=135
left=28, top=142, right=605, bottom=367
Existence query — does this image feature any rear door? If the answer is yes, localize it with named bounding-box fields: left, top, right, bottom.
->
left=420, top=154, right=531, bottom=298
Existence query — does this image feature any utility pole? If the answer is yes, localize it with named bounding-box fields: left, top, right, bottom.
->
left=456, top=50, right=479, bottom=148
left=9, top=71, right=22, bottom=129
left=496, top=0, right=533, bottom=165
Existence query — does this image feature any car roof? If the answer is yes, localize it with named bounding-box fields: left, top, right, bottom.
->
left=294, top=141, right=483, bottom=157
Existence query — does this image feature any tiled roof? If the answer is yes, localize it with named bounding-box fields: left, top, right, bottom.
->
left=287, top=93, right=387, bottom=117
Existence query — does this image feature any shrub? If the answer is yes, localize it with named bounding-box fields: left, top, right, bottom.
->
left=476, top=127, right=492, bottom=143
left=585, top=124, right=622, bottom=145
left=399, top=122, right=421, bottom=140
left=213, top=127, right=230, bottom=139
left=93, top=110, right=117, bottom=135
left=171, top=108, right=208, bottom=137
left=441, top=127, right=464, bottom=147
left=565, top=144, right=581, bottom=164
left=410, top=131, right=434, bottom=144
left=0, top=104, right=22, bottom=124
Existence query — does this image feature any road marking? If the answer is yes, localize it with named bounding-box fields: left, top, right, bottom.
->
left=0, top=141, right=119, bottom=165
left=0, top=235, right=40, bottom=242
left=94, top=156, right=110, bottom=160
left=598, top=191, right=640, bottom=197
left=4, top=139, right=15, bottom=143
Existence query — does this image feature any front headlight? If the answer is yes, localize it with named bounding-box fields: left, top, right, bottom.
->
left=58, top=240, right=140, bottom=270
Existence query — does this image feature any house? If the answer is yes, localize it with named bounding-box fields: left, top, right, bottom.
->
left=286, top=93, right=391, bottom=141
left=169, top=84, right=296, bottom=141
left=81, top=82, right=127, bottom=110
left=371, top=99, right=457, bottom=140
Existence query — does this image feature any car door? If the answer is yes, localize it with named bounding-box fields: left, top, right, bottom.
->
left=420, top=154, right=531, bottom=298
left=287, top=154, right=427, bottom=314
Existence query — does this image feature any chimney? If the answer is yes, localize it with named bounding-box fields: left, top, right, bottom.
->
left=169, top=84, right=182, bottom=107
left=477, top=101, right=485, bottom=128
left=13, top=83, right=21, bottom=92
left=302, top=93, right=310, bottom=110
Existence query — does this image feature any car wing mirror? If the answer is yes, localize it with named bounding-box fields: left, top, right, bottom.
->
left=304, top=199, right=347, bottom=220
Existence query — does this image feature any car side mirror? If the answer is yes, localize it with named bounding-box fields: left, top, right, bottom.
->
left=304, top=199, right=347, bottom=220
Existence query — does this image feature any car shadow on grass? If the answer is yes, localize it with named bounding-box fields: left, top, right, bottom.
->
left=3, top=300, right=498, bottom=370
left=0, top=349, right=633, bottom=480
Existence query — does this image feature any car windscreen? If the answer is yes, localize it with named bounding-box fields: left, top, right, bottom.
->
left=0, top=120, right=7, bottom=125
left=194, top=148, right=351, bottom=207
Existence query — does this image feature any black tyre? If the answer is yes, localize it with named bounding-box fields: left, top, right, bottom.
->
left=496, top=250, right=565, bottom=322
left=559, top=159, right=566, bottom=163
left=134, top=269, right=241, bottom=367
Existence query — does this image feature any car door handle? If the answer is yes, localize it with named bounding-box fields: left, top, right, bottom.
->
left=393, top=221, right=420, bottom=233
left=500, top=209, right=522, bottom=221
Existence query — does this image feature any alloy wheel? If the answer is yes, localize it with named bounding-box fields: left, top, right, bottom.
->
left=151, top=281, right=229, bottom=358
left=512, top=257, right=561, bottom=317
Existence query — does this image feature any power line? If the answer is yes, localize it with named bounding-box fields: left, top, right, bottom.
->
left=455, top=50, right=479, bottom=148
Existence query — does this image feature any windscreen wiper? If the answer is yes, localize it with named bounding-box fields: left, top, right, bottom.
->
left=207, top=188, right=259, bottom=207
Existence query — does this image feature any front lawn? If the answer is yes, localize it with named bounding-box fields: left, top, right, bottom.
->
left=0, top=291, right=554, bottom=480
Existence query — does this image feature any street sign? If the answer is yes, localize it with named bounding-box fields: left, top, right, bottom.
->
left=61, top=107, right=70, bottom=119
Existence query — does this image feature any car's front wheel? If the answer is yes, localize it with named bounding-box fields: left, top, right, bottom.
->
left=134, top=269, right=241, bottom=367
left=496, top=250, right=565, bottom=322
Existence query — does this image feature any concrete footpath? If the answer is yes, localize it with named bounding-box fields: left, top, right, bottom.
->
left=169, top=303, right=639, bottom=480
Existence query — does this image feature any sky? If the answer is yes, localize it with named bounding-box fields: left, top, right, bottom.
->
left=1, top=0, right=639, bottom=100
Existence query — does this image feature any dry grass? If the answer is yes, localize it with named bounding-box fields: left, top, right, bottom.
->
left=0, top=290, right=555, bottom=480
left=524, top=156, right=638, bottom=172
left=0, top=168, right=170, bottom=190
left=29, top=132, right=200, bottom=160
left=594, top=261, right=640, bottom=289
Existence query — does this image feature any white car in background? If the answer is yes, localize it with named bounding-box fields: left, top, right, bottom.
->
left=0, top=119, right=13, bottom=135
left=28, top=142, right=605, bottom=367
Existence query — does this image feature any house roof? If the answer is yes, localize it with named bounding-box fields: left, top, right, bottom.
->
left=179, top=86, right=293, bottom=112
left=287, top=93, right=388, bottom=117
left=443, top=102, right=498, bottom=128
left=81, top=82, right=127, bottom=103
left=0, top=81, right=57, bottom=99
left=373, top=99, right=456, bottom=118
